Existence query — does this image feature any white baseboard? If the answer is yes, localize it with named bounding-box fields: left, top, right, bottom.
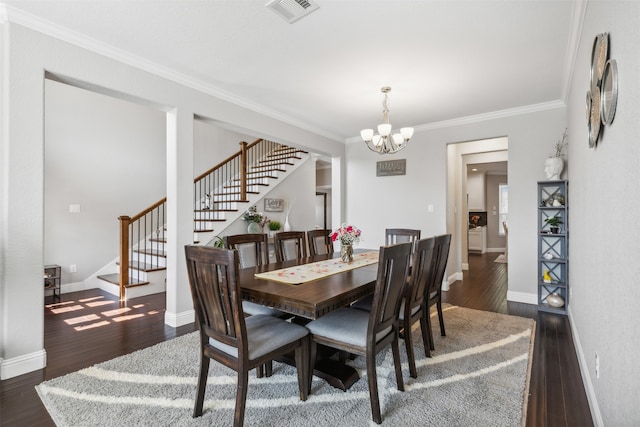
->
left=506, top=290, right=538, bottom=305
left=443, top=272, right=463, bottom=291
left=462, top=263, right=469, bottom=270
left=43, top=281, right=87, bottom=297
left=165, top=309, right=195, bottom=328
left=486, top=247, right=505, bottom=253
left=568, top=306, right=603, bottom=426
left=0, top=349, right=46, bottom=380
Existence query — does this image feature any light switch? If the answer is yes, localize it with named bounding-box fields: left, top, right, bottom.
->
left=69, top=204, right=81, bottom=213
left=428, top=204, right=434, bottom=213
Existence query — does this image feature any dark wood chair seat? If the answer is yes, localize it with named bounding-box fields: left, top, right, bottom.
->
left=224, top=233, right=285, bottom=318
left=423, top=234, right=452, bottom=357
left=274, top=231, right=307, bottom=262
left=305, top=242, right=412, bottom=424
left=307, top=229, right=334, bottom=257
left=385, top=228, right=421, bottom=246
left=185, top=245, right=310, bottom=427
left=398, top=237, right=436, bottom=376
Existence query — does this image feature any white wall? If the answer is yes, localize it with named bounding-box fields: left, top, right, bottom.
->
left=566, top=2, right=640, bottom=424
left=0, top=22, right=343, bottom=379
left=346, top=107, right=565, bottom=300
left=44, top=79, right=166, bottom=288
left=485, top=174, right=507, bottom=250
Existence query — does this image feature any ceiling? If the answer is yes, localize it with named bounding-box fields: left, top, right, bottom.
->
left=3, top=1, right=578, bottom=142
left=467, top=161, right=508, bottom=176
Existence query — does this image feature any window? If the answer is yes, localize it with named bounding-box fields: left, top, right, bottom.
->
left=499, top=184, right=508, bottom=236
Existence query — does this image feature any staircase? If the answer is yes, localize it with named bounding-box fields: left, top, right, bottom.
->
left=96, top=139, right=308, bottom=300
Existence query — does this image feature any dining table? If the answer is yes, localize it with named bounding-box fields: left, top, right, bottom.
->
left=238, top=249, right=380, bottom=390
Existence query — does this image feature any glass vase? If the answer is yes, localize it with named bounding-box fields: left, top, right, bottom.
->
left=247, top=222, right=262, bottom=234
left=340, top=244, right=353, bottom=263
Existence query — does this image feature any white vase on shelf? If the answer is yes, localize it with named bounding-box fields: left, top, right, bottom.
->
left=544, top=157, right=564, bottom=180
left=283, top=215, right=291, bottom=232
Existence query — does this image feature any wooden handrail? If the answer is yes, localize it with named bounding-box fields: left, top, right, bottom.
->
left=194, top=151, right=241, bottom=183
left=193, top=138, right=261, bottom=183
left=130, top=197, right=167, bottom=223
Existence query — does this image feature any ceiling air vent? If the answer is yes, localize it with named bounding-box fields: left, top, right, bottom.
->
left=266, top=0, right=319, bottom=24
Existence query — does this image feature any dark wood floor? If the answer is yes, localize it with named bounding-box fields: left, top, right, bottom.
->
left=443, top=253, right=593, bottom=427
left=0, top=252, right=593, bottom=426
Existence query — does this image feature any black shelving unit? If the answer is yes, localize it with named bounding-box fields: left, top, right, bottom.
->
left=44, top=264, right=61, bottom=300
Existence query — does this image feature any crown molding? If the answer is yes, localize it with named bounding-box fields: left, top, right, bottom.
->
left=1, top=3, right=343, bottom=143
left=346, top=100, right=566, bottom=144
left=561, top=0, right=588, bottom=103
left=0, top=4, right=8, bottom=24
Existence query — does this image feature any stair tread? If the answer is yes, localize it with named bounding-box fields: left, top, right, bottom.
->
left=213, top=191, right=259, bottom=196
left=97, top=273, right=149, bottom=287
left=129, top=261, right=166, bottom=272
left=134, top=248, right=166, bottom=257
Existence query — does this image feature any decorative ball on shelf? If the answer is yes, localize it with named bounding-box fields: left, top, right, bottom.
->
left=547, top=292, right=565, bottom=308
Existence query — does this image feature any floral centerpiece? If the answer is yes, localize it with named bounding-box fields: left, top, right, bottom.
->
left=242, top=206, right=268, bottom=233
left=331, top=224, right=361, bottom=263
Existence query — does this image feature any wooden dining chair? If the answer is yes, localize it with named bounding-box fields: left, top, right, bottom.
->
left=385, top=228, right=421, bottom=246
left=305, top=242, right=412, bottom=424
left=423, top=233, right=452, bottom=357
left=399, top=237, right=437, bottom=377
left=224, top=233, right=285, bottom=318
left=184, top=245, right=310, bottom=427
left=306, top=229, right=334, bottom=257
left=274, top=231, right=307, bottom=262
left=350, top=229, right=421, bottom=313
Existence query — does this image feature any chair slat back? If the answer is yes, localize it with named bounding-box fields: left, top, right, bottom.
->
left=428, top=234, right=452, bottom=297
left=405, top=237, right=437, bottom=313
left=224, top=233, right=269, bottom=268
left=274, top=231, right=307, bottom=262
left=307, top=229, right=334, bottom=257
left=385, top=228, right=421, bottom=246
left=368, top=242, right=412, bottom=342
left=185, top=245, right=246, bottom=351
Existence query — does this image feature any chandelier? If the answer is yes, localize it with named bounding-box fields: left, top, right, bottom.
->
left=360, top=86, right=414, bottom=154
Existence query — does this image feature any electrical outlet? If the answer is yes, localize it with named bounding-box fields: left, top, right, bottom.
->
left=70, top=264, right=77, bottom=273
left=595, top=353, right=600, bottom=379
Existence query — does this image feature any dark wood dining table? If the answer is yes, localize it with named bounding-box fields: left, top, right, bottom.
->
left=238, top=251, right=379, bottom=320
left=238, top=250, right=379, bottom=389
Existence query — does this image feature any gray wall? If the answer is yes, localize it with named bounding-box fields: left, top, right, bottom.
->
left=566, top=2, right=640, bottom=424
left=346, top=107, right=566, bottom=301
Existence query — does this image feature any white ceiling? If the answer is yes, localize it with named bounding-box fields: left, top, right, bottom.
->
left=3, top=0, right=578, bottom=142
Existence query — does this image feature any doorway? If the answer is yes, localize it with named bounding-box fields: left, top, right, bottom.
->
left=446, top=137, right=508, bottom=274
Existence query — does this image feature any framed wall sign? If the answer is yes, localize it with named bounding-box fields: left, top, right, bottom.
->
left=376, top=159, right=406, bottom=177
left=264, top=198, right=284, bottom=212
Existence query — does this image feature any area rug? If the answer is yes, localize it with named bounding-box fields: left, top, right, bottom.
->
left=37, top=306, right=535, bottom=426
left=495, top=254, right=508, bottom=263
